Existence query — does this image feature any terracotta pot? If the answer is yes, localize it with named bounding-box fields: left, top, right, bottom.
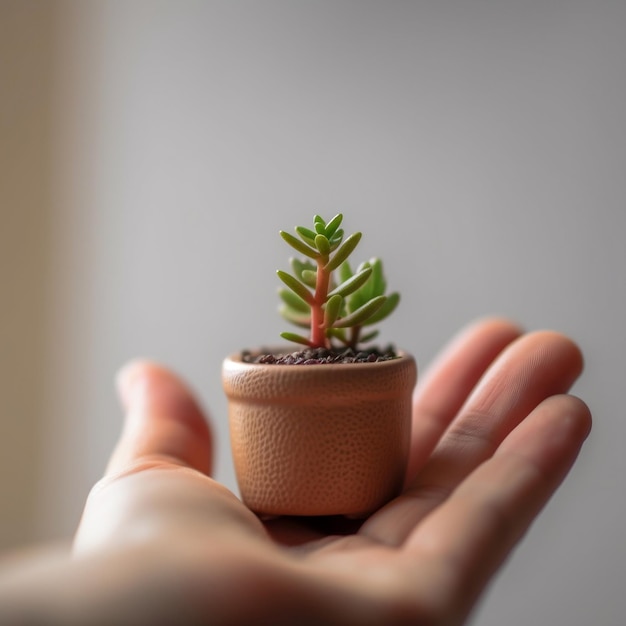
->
left=222, top=349, right=417, bottom=517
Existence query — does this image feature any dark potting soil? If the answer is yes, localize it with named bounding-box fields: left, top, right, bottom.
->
left=242, top=346, right=398, bottom=365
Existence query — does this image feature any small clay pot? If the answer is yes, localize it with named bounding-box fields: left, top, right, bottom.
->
left=222, top=349, right=417, bottom=517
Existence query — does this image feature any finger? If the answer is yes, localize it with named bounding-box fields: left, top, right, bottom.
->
left=416, top=330, right=583, bottom=488
left=362, top=330, right=582, bottom=545
left=264, top=321, right=519, bottom=547
left=361, top=318, right=521, bottom=541
left=105, top=360, right=213, bottom=477
left=406, top=317, right=523, bottom=484
left=404, top=394, right=591, bottom=622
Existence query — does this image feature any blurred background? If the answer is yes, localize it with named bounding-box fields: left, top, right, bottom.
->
left=1, top=1, right=624, bottom=624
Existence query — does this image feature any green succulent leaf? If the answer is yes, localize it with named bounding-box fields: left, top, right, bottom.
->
left=315, top=234, right=331, bottom=256
left=323, top=294, right=343, bottom=328
left=328, top=266, right=372, bottom=298
left=328, top=232, right=344, bottom=252
left=276, top=270, right=315, bottom=305
left=345, top=262, right=371, bottom=313
left=324, top=232, right=362, bottom=272
left=362, top=292, right=400, bottom=325
left=314, top=221, right=326, bottom=235
left=290, top=257, right=316, bottom=280
left=338, top=260, right=353, bottom=284
left=355, top=260, right=370, bottom=274
left=326, top=327, right=347, bottom=342
left=325, top=213, right=343, bottom=238
left=330, top=227, right=344, bottom=243
left=279, top=306, right=311, bottom=328
left=301, top=269, right=317, bottom=288
left=359, top=330, right=380, bottom=343
left=295, top=226, right=318, bottom=247
left=278, top=288, right=310, bottom=313
left=367, top=258, right=386, bottom=298
left=332, top=295, right=386, bottom=328
left=280, top=331, right=313, bottom=347
left=280, top=231, right=319, bottom=260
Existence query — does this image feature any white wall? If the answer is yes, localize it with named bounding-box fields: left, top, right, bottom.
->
left=3, top=1, right=625, bottom=624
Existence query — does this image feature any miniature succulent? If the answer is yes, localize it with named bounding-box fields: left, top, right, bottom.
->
left=277, top=214, right=400, bottom=350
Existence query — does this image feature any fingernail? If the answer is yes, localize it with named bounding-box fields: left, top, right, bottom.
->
left=115, top=359, right=153, bottom=408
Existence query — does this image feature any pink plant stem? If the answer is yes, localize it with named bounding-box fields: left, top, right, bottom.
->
left=311, top=257, right=331, bottom=348
left=349, top=326, right=360, bottom=350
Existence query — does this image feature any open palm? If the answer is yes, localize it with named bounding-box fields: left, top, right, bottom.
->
left=74, top=318, right=590, bottom=626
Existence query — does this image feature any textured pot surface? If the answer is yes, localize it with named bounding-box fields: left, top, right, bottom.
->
left=222, top=349, right=417, bottom=517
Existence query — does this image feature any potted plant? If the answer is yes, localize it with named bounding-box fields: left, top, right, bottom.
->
left=222, top=214, right=417, bottom=517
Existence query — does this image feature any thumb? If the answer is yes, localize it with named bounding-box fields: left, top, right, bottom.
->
left=105, top=360, right=213, bottom=476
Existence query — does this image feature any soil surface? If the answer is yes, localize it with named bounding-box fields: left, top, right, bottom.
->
left=242, top=346, right=398, bottom=365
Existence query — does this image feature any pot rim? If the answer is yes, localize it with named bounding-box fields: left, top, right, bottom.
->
left=222, top=347, right=417, bottom=403
left=224, top=346, right=413, bottom=370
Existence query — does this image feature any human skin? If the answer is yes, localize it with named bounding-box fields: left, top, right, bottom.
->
left=0, top=318, right=591, bottom=625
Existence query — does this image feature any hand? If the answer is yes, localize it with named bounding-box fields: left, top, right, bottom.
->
left=16, top=319, right=593, bottom=625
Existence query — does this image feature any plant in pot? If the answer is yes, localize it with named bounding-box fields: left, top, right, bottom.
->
left=222, top=214, right=417, bottom=518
